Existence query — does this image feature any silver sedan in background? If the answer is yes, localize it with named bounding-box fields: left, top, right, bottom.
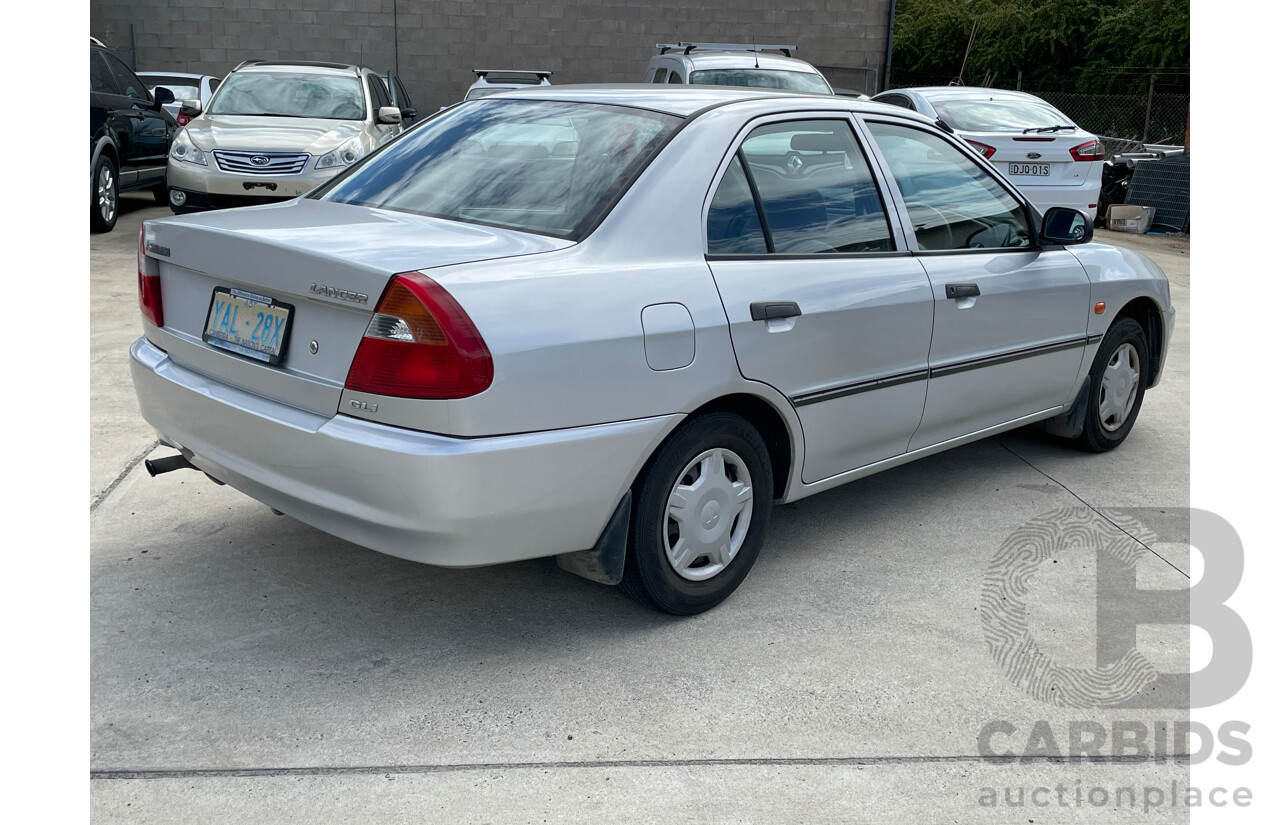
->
left=131, top=86, right=1173, bottom=614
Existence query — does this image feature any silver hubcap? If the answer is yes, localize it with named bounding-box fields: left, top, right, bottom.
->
left=664, top=448, right=754, bottom=582
left=1099, top=342, right=1141, bottom=432
left=97, top=165, right=117, bottom=223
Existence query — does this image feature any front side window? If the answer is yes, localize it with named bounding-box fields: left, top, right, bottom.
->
left=209, top=71, right=366, bottom=120
left=368, top=74, right=391, bottom=111
left=690, top=69, right=832, bottom=94
left=102, top=52, right=147, bottom=100
left=709, top=119, right=893, bottom=254
left=321, top=99, right=681, bottom=239
left=667, top=71, right=683, bottom=84
left=90, top=51, right=119, bottom=95
left=867, top=121, right=1030, bottom=251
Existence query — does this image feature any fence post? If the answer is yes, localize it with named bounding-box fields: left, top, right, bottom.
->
left=1016, top=70, right=1022, bottom=91
left=1142, top=73, right=1156, bottom=144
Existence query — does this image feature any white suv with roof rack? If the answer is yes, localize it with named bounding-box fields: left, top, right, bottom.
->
left=642, top=43, right=833, bottom=94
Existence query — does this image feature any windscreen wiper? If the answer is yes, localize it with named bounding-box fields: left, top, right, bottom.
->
left=1022, top=124, right=1078, bottom=134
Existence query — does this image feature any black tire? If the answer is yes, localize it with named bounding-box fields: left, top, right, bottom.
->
left=1073, top=316, right=1149, bottom=452
left=620, top=413, right=773, bottom=615
left=90, top=154, right=119, bottom=233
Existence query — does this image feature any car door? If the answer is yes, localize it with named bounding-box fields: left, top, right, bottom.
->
left=96, top=49, right=171, bottom=187
left=705, top=117, right=935, bottom=483
left=860, top=117, right=1091, bottom=449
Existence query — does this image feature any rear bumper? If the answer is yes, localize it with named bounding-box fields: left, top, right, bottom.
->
left=130, top=337, right=680, bottom=567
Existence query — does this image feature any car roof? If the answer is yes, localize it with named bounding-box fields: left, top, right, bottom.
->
left=234, top=61, right=365, bottom=77
left=469, top=84, right=931, bottom=120
left=892, top=86, right=1047, bottom=102
left=138, top=71, right=213, bottom=80
left=675, top=51, right=822, bottom=74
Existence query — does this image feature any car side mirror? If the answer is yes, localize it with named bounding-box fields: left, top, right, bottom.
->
left=1040, top=207, right=1093, bottom=244
left=377, top=106, right=403, bottom=125
left=153, top=86, right=175, bottom=106
left=179, top=99, right=203, bottom=118
left=400, top=107, right=417, bottom=119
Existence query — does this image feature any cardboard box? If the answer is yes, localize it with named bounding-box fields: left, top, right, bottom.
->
left=1107, top=204, right=1156, bottom=234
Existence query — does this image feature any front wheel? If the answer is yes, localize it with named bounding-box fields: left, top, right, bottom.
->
left=1073, top=317, right=1149, bottom=452
left=620, top=413, right=773, bottom=615
left=90, top=154, right=119, bottom=233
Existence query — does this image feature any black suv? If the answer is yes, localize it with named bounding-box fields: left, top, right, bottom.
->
left=90, top=42, right=178, bottom=232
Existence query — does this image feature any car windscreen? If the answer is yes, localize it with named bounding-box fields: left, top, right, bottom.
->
left=207, top=72, right=366, bottom=120
left=318, top=99, right=682, bottom=240
left=930, top=98, right=1074, bottom=132
left=689, top=69, right=832, bottom=94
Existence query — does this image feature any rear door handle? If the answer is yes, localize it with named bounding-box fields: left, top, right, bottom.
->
left=945, top=283, right=980, bottom=299
left=750, top=301, right=802, bottom=321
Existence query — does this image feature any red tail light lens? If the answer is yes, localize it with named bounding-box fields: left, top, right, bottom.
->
left=344, top=271, right=493, bottom=399
left=1070, top=139, right=1105, bottom=161
left=138, top=224, right=163, bottom=327
left=176, top=113, right=190, bottom=127
left=966, top=139, right=996, bottom=160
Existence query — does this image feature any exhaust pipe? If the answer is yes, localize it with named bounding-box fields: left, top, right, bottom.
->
left=145, top=453, right=197, bottom=477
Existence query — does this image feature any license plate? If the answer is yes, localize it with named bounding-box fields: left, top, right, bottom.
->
left=1008, top=163, right=1051, bottom=176
left=202, top=287, right=294, bottom=365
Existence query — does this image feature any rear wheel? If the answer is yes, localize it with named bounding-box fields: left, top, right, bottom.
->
left=1073, top=317, right=1149, bottom=452
left=620, top=413, right=773, bottom=615
left=90, top=154, right=118, bottom=233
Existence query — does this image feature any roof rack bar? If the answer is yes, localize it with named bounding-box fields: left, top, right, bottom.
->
left=473, top=69, right=554, bottom=79
left=655, top=42, right=797, bottom=57
left=232, top=60, right=360, bottom=73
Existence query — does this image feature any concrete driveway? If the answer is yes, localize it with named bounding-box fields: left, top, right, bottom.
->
left=91, top=200, right=1192, bottom=823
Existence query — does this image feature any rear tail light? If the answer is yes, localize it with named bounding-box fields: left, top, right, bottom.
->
left=965, top=139, right=996, bottom=160
left=1069, top=139, right=1105, bottom=161
left=176, top=113, right=190, bottom=127
left=344, top=271, right=493, bottom=399
left=138, top=224, right=163, bottom=327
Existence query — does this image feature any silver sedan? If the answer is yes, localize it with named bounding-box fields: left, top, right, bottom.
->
left=131, top=86, right=1174, bottom=614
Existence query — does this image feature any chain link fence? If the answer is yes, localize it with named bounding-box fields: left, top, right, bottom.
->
left=883, top=68, right=1189, bottom=155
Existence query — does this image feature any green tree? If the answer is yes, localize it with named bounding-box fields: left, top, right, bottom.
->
left=893, top=0, right=1189, bottom=92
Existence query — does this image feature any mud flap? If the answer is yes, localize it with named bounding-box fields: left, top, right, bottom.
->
left=1041, top=376, right=1091, bottom=439
left=555, top=491, right=631, bottom=585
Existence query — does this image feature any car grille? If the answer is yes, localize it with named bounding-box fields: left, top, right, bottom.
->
left=212, top=151, right=310, bottom=175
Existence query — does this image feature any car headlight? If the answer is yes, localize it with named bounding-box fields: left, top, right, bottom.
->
left=169, top=130, right=208, bottom=166
left=316, top=138, right=364, bottom=170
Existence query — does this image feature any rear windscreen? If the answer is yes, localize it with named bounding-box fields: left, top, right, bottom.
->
left=690, top=69, right=832, bottom=94
left=930, top=98, right=1075, bottom=132
left=319, top=99, right=682, bottom=240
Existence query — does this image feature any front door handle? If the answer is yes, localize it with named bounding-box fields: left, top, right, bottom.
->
left=750, top=301, right=802, bottom=321
left=945, top=283, right=981, bottom=299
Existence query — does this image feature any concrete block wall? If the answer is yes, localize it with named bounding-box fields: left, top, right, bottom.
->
left=91, top=1, right=891, bottom=112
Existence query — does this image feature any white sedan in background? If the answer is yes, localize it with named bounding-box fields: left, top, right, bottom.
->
left=872, top=86, right=1105, bottom=221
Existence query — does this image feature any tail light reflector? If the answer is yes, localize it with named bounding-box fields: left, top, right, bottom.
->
left=138, top=224, right=163, bottom=327
left=965, top=139, right=996, bottom=160
left=176, top=112, right=190, bottom=127
left=1070, top=139, right=1105, bottom=161
left=344, top=271, right=493, bottom=399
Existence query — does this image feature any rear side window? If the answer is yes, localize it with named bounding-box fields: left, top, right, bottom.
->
left=90, top=51, right=119, bottom=95
left=709, top=119, right=893, bottom=255
left=867, top=121, right=1030, bottom=251
left=707, top=156, right=767, bottom=254
left=651, top=68, right=668, bottom=84
left=321, top=99, right=682, bottom=240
